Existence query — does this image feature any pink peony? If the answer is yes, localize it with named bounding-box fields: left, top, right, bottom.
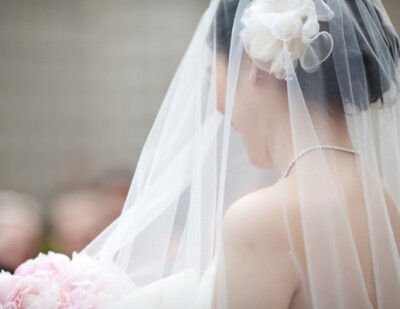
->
left=3, top=271, right=72, bottom=309
left=0, top=271, right=21, bottom=304
left=14, top=252, right=70, bottom=277
left=0, top=252, right=127, bottom=309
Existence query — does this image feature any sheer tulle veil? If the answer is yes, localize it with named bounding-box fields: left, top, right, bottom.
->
left=54, top=0, right=400, bottom=308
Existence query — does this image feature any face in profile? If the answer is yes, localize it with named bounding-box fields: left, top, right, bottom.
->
left=214, top=50, right=288, bottom=170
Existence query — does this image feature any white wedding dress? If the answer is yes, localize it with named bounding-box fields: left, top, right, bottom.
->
left=116, top=265, right=216, bottom=309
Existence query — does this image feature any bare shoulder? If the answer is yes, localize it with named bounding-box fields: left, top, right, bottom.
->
left=222, top=178, right=299, bottom=252
left=221, top=179, right=301, bottom=309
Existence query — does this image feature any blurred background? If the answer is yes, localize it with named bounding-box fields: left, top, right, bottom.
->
left=0, top=0, right=399, bottom=272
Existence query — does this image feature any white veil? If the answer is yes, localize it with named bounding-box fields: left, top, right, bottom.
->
left=30, top=0, right=400, bottom=308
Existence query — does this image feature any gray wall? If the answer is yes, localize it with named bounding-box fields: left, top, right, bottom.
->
left=0, top=0, right=400, bottom=201
left=0, top=0, right=208, bottom=200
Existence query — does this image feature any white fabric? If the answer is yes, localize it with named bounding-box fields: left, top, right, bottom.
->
left=32, top=0, right=400, bottom=308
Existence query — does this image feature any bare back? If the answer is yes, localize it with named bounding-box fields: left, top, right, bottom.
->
left=222, top=156, right=400, bottom=309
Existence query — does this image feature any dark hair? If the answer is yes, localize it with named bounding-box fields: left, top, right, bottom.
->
left=212, top=0, right=400, bottom=114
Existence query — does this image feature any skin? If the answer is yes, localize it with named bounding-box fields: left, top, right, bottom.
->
left=213, top=53, right=400, bottom=309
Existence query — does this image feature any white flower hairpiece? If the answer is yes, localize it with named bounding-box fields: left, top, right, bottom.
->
left=240, top=0, right=335, bottom=80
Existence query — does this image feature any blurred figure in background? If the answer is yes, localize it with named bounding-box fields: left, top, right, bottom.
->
left=48, top=169, right=131, bottom=256
left=48, top=187, right=104, bottom=256
left=0, top=191, right=44, bottom=273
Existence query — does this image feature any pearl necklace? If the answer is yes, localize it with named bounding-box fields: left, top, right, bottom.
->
left=279, top=145, right=359, bottom=181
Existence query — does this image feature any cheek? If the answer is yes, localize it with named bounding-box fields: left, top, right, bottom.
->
left=231, top=80, right=253, bottom=129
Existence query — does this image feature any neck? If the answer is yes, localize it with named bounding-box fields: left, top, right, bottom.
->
left=267, top=108, right=354, bottom=180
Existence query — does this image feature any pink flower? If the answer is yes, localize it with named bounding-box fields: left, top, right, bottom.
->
left=3, top=271, right=73, bottom=309
left=0, top=252, right=125, bottom=309
left=0, top=271, right=21, bottom=304
left=14, top=252, right=70, bottom=277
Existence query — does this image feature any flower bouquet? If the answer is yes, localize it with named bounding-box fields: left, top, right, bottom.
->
left=0, top=252, right=130, bottom=309
left=0, top=251, right=216, bottom=309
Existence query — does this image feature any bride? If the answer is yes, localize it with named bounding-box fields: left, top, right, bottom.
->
left=108, top=0, right=400, bottom=307
left=2, top=0, right=400, bottom=308
left=212, top=0, right=400, bottom=308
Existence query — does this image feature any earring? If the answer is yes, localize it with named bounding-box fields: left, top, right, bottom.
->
left=249, top=69, right=254, bottom=81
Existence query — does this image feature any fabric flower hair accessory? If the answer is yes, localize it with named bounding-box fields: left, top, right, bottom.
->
left=240, top=0, right=335, bottom=80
